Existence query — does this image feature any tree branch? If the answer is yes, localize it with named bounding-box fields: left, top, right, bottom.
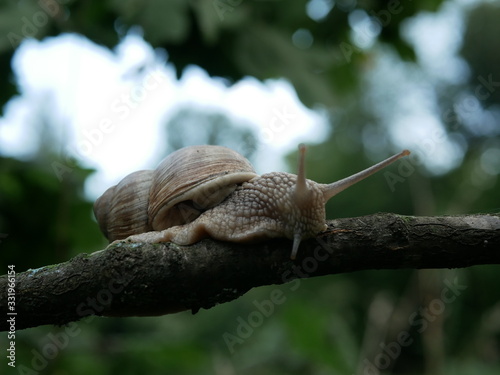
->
left=2, top=213, right=500, bottom=331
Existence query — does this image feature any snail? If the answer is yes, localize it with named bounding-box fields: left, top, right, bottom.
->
left=94, top=145, right=410, bottom=259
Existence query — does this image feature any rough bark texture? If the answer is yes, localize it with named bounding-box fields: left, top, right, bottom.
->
left=2, top=213, right=500, bottom=331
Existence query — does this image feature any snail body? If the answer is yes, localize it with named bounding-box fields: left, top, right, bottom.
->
left=94, top=145, right=409, bottom=259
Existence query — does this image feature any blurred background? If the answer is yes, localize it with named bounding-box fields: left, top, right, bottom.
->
left=0, top=0, right=499, bottom=374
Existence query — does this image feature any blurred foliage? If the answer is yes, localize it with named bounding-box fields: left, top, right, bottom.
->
left=0, top=0, right=500, bottom=375
left=0, top=154, right=104, bottom=270
left=164, top=106, right=258, bottom=161
left=0, top=0, right=447, bottom=110
left=461, top=3, right=500, bottom=106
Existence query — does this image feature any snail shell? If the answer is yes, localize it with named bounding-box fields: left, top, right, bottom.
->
left=94, top=145, right=257, bottom=242
left=94, top=170, right=153, bottom=241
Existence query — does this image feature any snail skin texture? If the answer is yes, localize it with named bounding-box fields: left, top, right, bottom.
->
left=94, top=145, right=410, bottom=259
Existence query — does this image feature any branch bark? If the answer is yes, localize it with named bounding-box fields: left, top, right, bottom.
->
left=2, top=213, right=500, bottom=331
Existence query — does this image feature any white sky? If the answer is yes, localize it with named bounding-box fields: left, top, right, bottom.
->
left=0, top=33, right=327, bottom=198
